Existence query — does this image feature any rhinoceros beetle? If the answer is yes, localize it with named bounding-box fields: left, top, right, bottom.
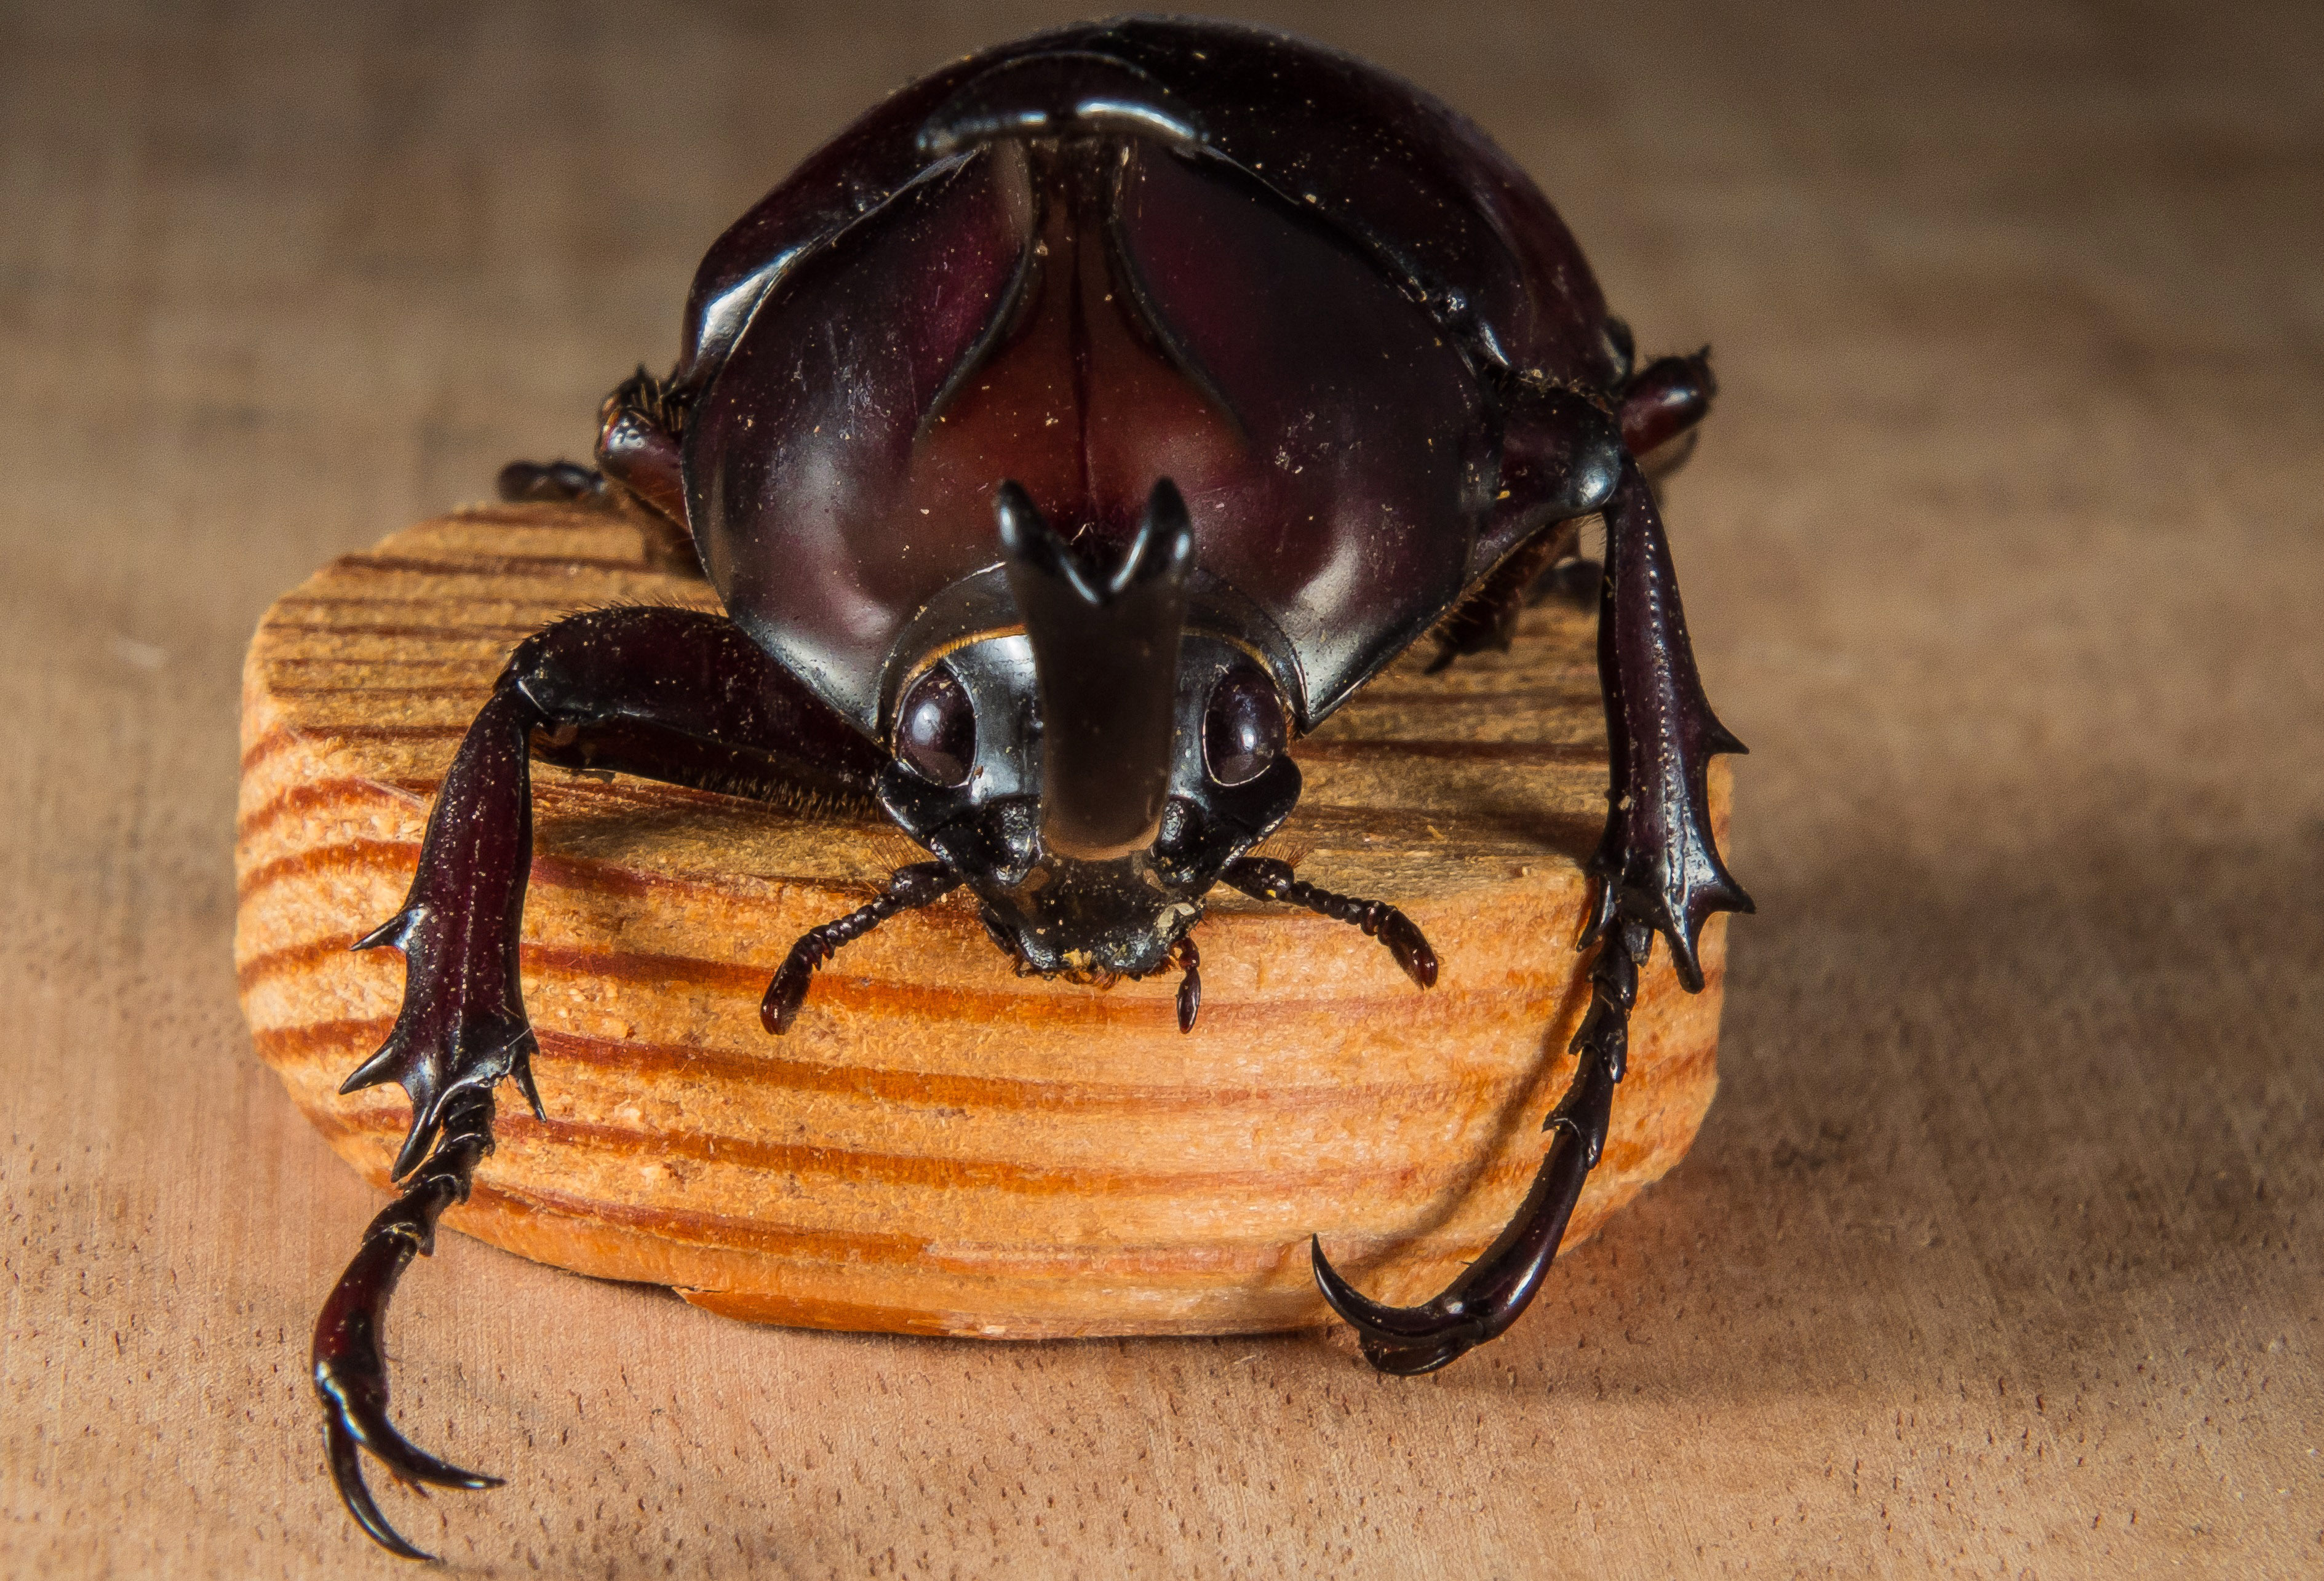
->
left=309, top=16, right=1750, bottom=1558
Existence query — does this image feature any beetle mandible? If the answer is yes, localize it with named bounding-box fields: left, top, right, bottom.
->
left=309, top=17, right=1750, bottom=1558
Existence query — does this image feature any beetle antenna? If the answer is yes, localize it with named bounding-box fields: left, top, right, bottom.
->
left=762, top=863, right=963, bottom=1033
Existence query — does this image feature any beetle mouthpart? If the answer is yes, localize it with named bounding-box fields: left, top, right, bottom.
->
left=997, top=479, right=1193, bottom=861
left=980, top=848, right=1203, bottom=980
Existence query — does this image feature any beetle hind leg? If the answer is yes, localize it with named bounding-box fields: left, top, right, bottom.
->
left=312, top=1090, right=505, bottom=1562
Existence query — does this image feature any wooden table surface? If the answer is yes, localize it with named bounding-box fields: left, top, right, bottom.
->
left=4, top=2, right=2317, bottom=1575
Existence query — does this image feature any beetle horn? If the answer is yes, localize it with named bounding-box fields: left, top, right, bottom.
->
left=997, top=479, right=1194, bottom=860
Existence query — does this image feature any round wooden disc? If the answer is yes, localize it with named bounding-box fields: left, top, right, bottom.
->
left=235, top=502, right=1731, bottom=1339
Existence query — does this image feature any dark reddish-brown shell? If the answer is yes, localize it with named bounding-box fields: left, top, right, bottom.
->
left=672, top=17, right=1622, bottom=736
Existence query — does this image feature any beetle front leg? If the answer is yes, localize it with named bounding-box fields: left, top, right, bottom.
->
left=1315, top=451, right=1747, bottom=1372
left=1516, top=348, right=1720, bottom=610
left=313, top=1090, right=502, bottom=1559
left=1314, top=918, right=1644, bottom=1374
left=318, top=604, right=883, bottom=1558
left=1582, top=452, right=1753, bottom=990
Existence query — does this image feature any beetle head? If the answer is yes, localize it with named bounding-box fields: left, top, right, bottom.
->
left=876, top=479, right=1300, bottom=978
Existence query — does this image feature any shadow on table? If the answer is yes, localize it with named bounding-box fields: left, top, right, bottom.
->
left=1412, top=819, right=2321, bottom=1404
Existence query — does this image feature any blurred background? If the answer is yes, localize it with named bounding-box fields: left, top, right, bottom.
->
left=2, top=2, right=2318, bottom=1574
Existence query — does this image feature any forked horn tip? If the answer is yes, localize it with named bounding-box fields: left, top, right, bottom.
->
left=1116, top=477, right=1194, bottom=594
left=993, top=479, right=1048, bottom=556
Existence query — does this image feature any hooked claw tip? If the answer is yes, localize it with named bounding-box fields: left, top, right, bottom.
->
left=334, top=1392, right=499, bottom=1491
left=1358, top=1332, right=1478, bottom=1376
left=324, top=1416, right=437, bottom=1562
left=1310, top=1236, right=1487, bottom=1374
left=323, top=1392, right=502, bottom=1560
left=1308, top=1238, right=1416, bottom=1336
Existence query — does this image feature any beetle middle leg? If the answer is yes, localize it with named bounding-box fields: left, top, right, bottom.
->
left=498, top=368, right=692, bottom=511
left=316, top=603, right=885, bottom=1558
left=1521, top=350, right=1721, bottom=609
left=497, top=367, right=696, bottom=575
left=495, top=458, right=606, bottom=503
left=1315, top=445, right=1748, bottom=1374
left=1428, top=348, right=1721, bottom=673
left=1427, top=520, right=1582, bottom=672
left=1619, top=348, right=1716, bottom=463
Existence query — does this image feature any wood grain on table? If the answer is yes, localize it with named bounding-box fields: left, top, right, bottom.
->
left=3, top=2, right=2318, bottom=1576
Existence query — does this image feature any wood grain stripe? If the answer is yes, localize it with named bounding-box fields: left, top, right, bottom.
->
left=314, top=1104, right=1570, bottom=1201
left=444, top=1173, right=1646, bottom=1281
left=1292, top=738, right=1609, bottom=765
left=239, top=721, right=466, bottom=775
left=257, top=1020, right=1633, bottom=1120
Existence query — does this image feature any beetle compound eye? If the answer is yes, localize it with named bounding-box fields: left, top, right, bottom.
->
left=1203, top=667, right=1287, bottom=787
left=895, top=667, right=976, bottom=787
